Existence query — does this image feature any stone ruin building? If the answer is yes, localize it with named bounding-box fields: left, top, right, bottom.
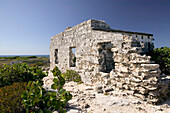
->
left=44, top=19, right=170, bottom=104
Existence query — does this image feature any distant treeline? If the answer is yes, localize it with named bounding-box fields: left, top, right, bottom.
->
left=0, top=56, right=37, bottom=60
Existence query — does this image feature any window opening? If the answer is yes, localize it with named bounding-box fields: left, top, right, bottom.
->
left=70, top=47, right=76, bottom=67
left=148, top=42, right=151, bottom=50
left=55, top=49, right=58, bottom=64
left=98, top=42, right=115, bottom=73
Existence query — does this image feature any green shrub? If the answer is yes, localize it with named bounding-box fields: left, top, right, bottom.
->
left=62, top=70, right=82, bottom=83
left=0, top=56, right=20, bottom=60
left=150, top=47, right=170, bottom=75
left=27, top=56, right=37, bottom=59
left=0, top=82, right=27, bottom=113
left=21, top=66, right=72, bottom=113
left=0, top=63, right=47, bottom=88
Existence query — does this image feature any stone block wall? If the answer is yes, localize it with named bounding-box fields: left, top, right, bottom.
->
left=44, top=19, right=170, bottom=104
left=109, top=36, right=170, bottom=104
left=50, top=20, right=126, bottom=83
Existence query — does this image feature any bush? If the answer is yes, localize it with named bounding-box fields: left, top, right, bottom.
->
left=0, top=56, right=20, bottom=60
left=0, top=82, right=27, bottom=113
left=150, top=47, right=170, bottom=75
left=62, top=70, right=82, bottom=83
left=21, top=66, right=72, bottom=113
left=27, top=56, right=37, bottom=59
left=0, top=63, right=47, bottom=88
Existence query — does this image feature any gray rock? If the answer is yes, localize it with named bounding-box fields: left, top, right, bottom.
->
left=97, top=90, right=103, bottom=93
left=104, top=88, right=114, bottom=92
left=67, top=109, right=81, bottom=113
left=84, top=104, right=90, bottom=108
left=131, top=100, right=142, bottom=104
left=119, top=101, right=130, bottom=106
left=95, top=86, right=102, bottom=90
left=89, top=94, right=96, bottom=98
left=85, top=86, right=94, bottom=90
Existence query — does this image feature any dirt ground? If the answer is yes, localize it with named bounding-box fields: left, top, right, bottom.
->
left=63, top=82, right=170, bottom=113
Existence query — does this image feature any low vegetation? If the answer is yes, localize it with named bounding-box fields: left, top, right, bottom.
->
left=22, top=66, right=72, bottom=113
left=0, top=63, right=72, bottom=113
left=0, top=82, right=27, bottom=113
left=62, top=70, right=82, bottom=83
left=0, top=56, right=50, bottom=67
left=0, top=63, right=47, bottom=87
left=0, top=56, right=37, bottom=60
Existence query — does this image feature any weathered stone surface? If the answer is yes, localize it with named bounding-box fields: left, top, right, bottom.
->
left=44, top=19, right=169, bottom=105
left=109, top=36, right=170, bottom=104
left=104, top=88, right=114, bottom=92
left=49, top=19, right=154, bottom=83
left=85, top=86, right=94, bottom=90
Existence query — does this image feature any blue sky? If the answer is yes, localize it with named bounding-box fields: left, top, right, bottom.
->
left=0, top=0, right=170, bottom=55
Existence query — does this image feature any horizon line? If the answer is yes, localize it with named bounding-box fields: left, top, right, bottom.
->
left=0, top=54, right=49, bottom=56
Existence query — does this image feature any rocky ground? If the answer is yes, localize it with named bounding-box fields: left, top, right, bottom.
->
left=63, top=81, right=170, bottom=113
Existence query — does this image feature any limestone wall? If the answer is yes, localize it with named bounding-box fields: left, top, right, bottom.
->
left=46, top=19, right=170, bottom=104
left=50, top=20, right=92, bottom=71
left=109, top=36, right=170, bottom=104
left=50, top=20, right=125, bottom=83
left=50, top=19, right=155, bottom=84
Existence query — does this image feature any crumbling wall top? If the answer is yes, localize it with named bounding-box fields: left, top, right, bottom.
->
left=51, top=19, right=153, bottom=41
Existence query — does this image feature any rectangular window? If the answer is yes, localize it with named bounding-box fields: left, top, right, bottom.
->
left=69, top=47, right=76, bottom=67
left=98, top=42, right=115, bottom=73
left=54, top=49, right=58, bottom=64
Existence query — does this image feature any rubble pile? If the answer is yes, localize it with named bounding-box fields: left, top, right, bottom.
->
left=109, top=36, right=170, bottom=104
